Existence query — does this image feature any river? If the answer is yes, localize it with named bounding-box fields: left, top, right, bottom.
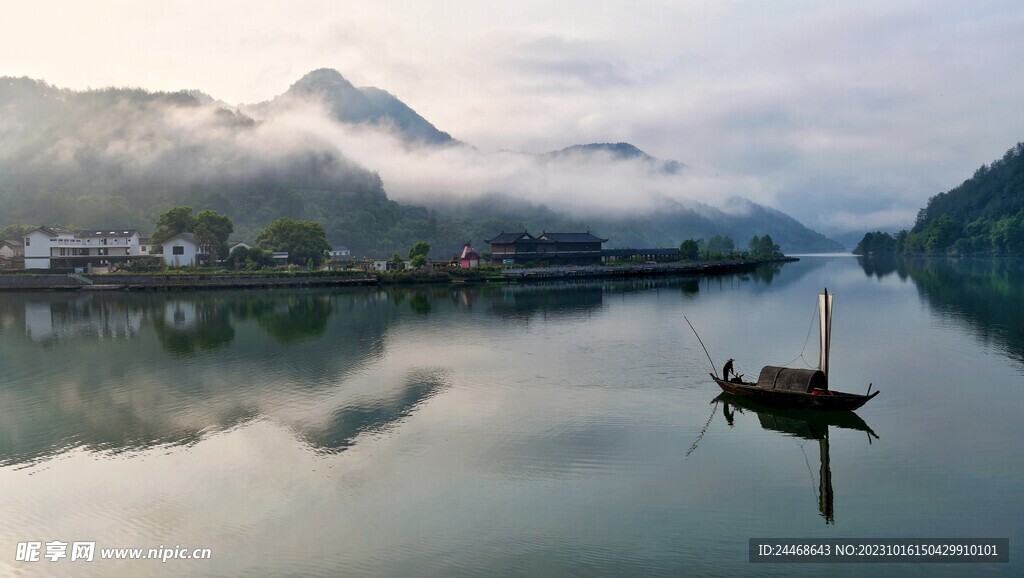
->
left=1, top=255, right=1021, bottom=576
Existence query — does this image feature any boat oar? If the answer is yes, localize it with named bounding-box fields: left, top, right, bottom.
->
left=684, top=315, right=719, bottom=379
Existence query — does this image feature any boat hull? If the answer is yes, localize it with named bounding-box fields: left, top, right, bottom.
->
left=712, top=376, right=878, bottom=411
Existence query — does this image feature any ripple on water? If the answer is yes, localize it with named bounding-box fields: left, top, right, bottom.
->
left=482, top=418, right=645, bottom=482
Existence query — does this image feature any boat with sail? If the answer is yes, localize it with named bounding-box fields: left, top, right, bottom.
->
left=709, top=288, right=880, bottom=411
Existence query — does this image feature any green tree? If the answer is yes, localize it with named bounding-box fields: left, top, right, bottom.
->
left=748, top=234, right=781, bottom=258
left=706, top=235, right=735, bottom=258
left=0, top=224, right=37, bottom=241
left=151, top=206, right=233, bottom=259
left=923, top=214, right=961, bottom=252
left=192, top=226, right=220, bottom=260
left=853, top=232, right=896, bottom=255
left=256, top=217, right=331, bottom=266
left=679, top=239, right=699, bottom=260
left=194, top=209, right=234, bottom=258
left=225, top=246, right=275, bottom=270
left=152, top=206, right=195, bottom=245
left=409, top=241, right=431, bottom=260
left=410, top=254, right=428, bottom=268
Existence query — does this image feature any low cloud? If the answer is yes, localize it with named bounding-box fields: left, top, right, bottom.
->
left=254, top=98, right=774, bottom=217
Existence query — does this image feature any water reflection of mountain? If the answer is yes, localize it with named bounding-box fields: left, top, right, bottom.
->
left=301, top=369, right=447, bottom=453
left=858, top=257, right=1024, bottom=363
left=0, top=271, right=818, bottom=467
left=713, top=393, right=878, bottom=524
left=0, top=290, right=414, bottom=466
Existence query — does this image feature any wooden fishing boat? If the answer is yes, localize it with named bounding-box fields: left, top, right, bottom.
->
left=709, top=288, right=880, bottom=411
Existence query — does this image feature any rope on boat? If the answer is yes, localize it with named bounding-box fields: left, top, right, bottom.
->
left=798, top=441, right=818, bottom=501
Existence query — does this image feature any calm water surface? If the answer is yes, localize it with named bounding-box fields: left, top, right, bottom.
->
left=1, top=256, right=1022, bottom=576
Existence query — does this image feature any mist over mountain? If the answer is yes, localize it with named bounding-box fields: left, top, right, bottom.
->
left=0, top=70, right=841, bottom=256
left=247, top=68, right=455, bottom=146
left=546, top=143, right=683, bottom=175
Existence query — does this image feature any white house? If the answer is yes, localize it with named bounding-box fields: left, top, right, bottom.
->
left=372, top=259, right=410, bottom=271
left=23, top=227, right=151, bottom=270
left=0, top=239, right=23, bottom=268
left=328, top=245, right=351, bottom=259
left=162, top=232, right=200, bottom=267
left=228, top=241, right=251, bottom=254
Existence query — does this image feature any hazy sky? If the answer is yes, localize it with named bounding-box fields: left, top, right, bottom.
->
left=3, top=0, right=1023, bottom=234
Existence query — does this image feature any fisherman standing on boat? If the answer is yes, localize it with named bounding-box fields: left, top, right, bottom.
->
left=723, top=358, right=736, bottom=381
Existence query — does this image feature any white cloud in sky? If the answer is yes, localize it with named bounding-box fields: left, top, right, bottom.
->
left=3, top=0, right=1024, bottom=234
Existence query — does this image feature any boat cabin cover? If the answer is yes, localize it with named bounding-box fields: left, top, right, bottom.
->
left=755, top=366, right=828, bottom=393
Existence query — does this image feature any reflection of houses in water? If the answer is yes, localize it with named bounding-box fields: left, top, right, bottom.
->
left=24, top=297, right=143, bottom=343
left=459, top=289, right=480, bottom=311
left=714, top=393, right=878, bottom=524
left=165, top=301, right=199, bottom=330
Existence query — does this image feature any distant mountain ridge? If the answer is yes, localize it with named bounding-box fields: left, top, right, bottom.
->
left=545, top=142, right=683, bottom=175
left=0, top=71, right=841, bottom=255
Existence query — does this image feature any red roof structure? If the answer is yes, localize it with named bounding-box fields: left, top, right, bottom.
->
left=459, top=242, right=480, bottom=268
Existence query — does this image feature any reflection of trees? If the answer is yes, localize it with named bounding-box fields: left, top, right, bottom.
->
left=679, top=279, right=700, bottom=297
left=860, top=257, right=1024, bottom=363
left=408, top=293, right=431, bottom=314
left=152, top=299, right=235, bottom=356
left=487, top=285, right=604, bottom=319
left=856, top=255, right=904, bottom=280
left=254, top=295, right=333, bottom=344
left=751, top=263, right=782, bottom=284
left=0, top=290, right=405, bottom=467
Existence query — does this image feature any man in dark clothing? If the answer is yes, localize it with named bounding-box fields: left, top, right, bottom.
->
left=722, top=358, right=735, bottom=381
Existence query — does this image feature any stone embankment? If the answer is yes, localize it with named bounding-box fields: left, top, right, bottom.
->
left=0, top=273, right=377, bottom=291
left=0, top=257, right=795, bottom=291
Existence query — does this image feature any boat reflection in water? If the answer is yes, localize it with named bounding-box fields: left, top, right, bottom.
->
left=714, top=393, right=879, bottom=524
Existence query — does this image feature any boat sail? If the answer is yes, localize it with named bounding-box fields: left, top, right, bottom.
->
left=819, top=289, right=833, bottom=378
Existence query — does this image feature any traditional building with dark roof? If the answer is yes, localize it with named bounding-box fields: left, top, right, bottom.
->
left=484, top=230, right=607, bottom=265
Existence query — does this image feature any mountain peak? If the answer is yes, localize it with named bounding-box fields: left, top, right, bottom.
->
left=555, top=142, right=649, bottom=159
left=547, top=142, right=684, bottom=174
left=273, top=69, right=454, bottom=145
left=288, top=68, right=357, bottom=94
